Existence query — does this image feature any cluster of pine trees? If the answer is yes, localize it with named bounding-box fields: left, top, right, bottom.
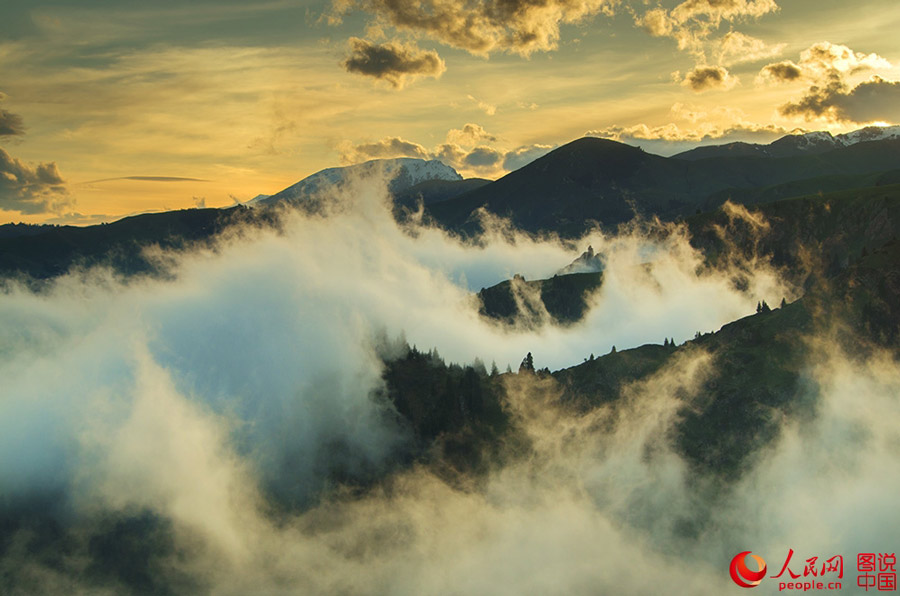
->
left=379, top=345, right=508, bottom=443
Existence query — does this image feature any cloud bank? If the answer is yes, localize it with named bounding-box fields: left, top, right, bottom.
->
left=0, top=92, right=71, bottom=216
left=338, top=124, right=555, bottom=177
left=5, top=172, right=890, bottom=595
left=781, top=75, right=900, bottom=123
left=761, top=42, right=899, bottom=123
left=0, top=147, right=70, bottom=215
left=0, top=112, right=26, bottom=139
left=587, top=103, right=793, bottom=155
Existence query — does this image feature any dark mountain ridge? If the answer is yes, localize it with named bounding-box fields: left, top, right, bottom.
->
left=674, top=125, right=900, bottom=160
left=426, top=136, right=900, bottom=236
left=3, top=135, right=900, bottom=280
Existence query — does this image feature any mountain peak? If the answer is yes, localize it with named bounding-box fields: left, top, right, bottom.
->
left=255, top=158, right=462, bottom=207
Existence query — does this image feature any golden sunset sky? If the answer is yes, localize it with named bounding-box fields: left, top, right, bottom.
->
left=1, top=0, right=899, bottom=224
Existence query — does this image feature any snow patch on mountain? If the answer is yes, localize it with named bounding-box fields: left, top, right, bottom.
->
left=837, top=125, right=900, bottom=145
left=781, top=126, right=900, bottom=152
left=254, top=158, right=462, bottom=207
left=797, top=131, right=835, bottom=144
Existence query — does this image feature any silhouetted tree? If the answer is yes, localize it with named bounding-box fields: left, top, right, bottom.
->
left=610, top=345, right=616, bottom=354
left=780, top=297, right=787, bottom=309
left=519, top=352, right=535, bottom=373
left=490, top=361, right=499, bottom=377
left=761, top=300, right=771, bottom=313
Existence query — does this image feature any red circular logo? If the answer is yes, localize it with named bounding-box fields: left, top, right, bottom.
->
left=730, top=551, right=767, bottom=588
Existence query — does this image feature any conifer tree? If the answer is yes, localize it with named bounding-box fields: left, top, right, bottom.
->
left=519, top=352, right=535, bottom=373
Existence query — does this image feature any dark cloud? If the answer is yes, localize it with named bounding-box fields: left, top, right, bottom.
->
left=463, top=146, right=503, bottom=168
left=683, top=65, right=734, bottom=91
left=333, top=0, right=616, bottom=57
left=342, top=37, right=445, bottom=88
left=339, top=137, right=430, bottom=164
left=502, top=144, right=555, bottom=170
left=0, top=147, right=70, bottom=214
left=433, top=143, right=505, bottom=174
left=780, top=75, right=900, bottom=123
left=0, top=109, right=26, bottom=138
left=758, top=60, right=802, bottom=83
left=0, top=92, right=27, bottom=138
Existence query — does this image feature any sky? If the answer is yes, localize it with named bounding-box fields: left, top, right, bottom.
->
left=1, top=0, right=899, bottom=225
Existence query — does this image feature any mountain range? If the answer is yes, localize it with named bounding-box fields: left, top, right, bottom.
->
left=425, top=132, right=900, bottom=236
left=2, top=125, right=900, bottom=278
left=673, top=125, right=900, bottom=160
left=248, top=126, right=900, bottom=234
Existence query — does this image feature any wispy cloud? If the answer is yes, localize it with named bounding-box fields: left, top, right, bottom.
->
left=636, top=0, right=779, bottom=54
left=467, top=94, right=497, bottom=116
left=81, top=176, right=211, bottom=184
